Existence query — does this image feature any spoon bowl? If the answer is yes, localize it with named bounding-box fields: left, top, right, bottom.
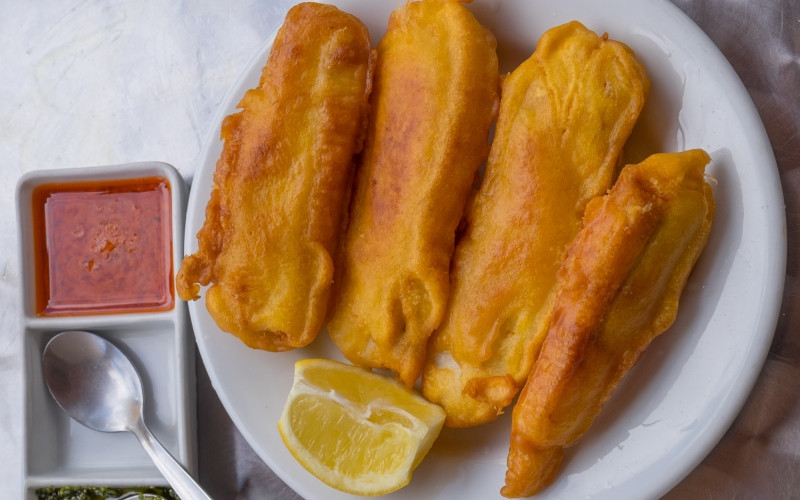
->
left=43, top=330, right=211, bottom=500
left=43, top=330, right=143, bottom=434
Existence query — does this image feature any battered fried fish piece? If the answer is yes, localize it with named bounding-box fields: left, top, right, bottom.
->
left=176, top=3, right=373, bottom=351
left=502, top=149, right=715, bottom=497
left=327, top=0, right=500, bottom=387
left=422, top=21, right=649, bottom=427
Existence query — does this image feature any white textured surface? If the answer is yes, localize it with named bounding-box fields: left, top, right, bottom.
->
left=2, top=0, right=798, bottom=499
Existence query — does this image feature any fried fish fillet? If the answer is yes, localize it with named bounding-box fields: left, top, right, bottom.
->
left=175, top=3, right=373, bottom=351
left=502, top=149, right=715, bottom=498
left=422, top=21, right=649, bottom=427
left=327, top=0, right=500, bottom=387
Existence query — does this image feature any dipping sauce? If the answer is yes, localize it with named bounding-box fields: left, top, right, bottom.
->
left=32, top=177, right=174, bottom=316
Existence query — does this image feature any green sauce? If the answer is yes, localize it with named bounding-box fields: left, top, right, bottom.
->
left=35, top=486, right=179, bottom=500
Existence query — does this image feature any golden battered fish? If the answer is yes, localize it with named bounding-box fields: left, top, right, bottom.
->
left=502, top=149, right=715, bottom=498
left=176, top=3, right=373, bottom=351
left=422, top=21, right=650, bottom=427
left=327, top=0, right=500, bottom=387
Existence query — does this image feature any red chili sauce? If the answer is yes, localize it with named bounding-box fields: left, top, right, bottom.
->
left=32, top=177, right=174, bottom=316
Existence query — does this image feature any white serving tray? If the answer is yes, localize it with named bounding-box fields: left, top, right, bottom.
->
left=16, top=162, right=195, bottom=499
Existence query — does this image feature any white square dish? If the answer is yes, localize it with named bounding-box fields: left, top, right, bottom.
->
left=16, top=162, right=194, bottom=499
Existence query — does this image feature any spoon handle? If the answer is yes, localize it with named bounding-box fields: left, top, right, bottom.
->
left=132, top=418, right=212, bottom=500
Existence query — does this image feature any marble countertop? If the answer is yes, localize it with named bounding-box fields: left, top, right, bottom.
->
left=2, top=0, right=798, bottom=498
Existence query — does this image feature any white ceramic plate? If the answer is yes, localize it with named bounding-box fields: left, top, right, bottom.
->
left=184, top=1, right=786, bottom=498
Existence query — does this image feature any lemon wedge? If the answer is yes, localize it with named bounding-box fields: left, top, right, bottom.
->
left=277, top=358, right=446, bottom=495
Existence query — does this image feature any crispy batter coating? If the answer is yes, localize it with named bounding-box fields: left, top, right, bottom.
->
left=501, top=149, right=715, bottom=497
left=422, top=21, right=650, bottom=427
left=175, top=3, right=373, bottom=351
left=327, top=0, right=500, bottom=387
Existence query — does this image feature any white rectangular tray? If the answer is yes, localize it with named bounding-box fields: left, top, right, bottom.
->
left=16, top=162, right=195, bottom=499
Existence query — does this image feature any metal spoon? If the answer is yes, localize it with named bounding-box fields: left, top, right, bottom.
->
left=42, top=330, right=211, bottom=500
